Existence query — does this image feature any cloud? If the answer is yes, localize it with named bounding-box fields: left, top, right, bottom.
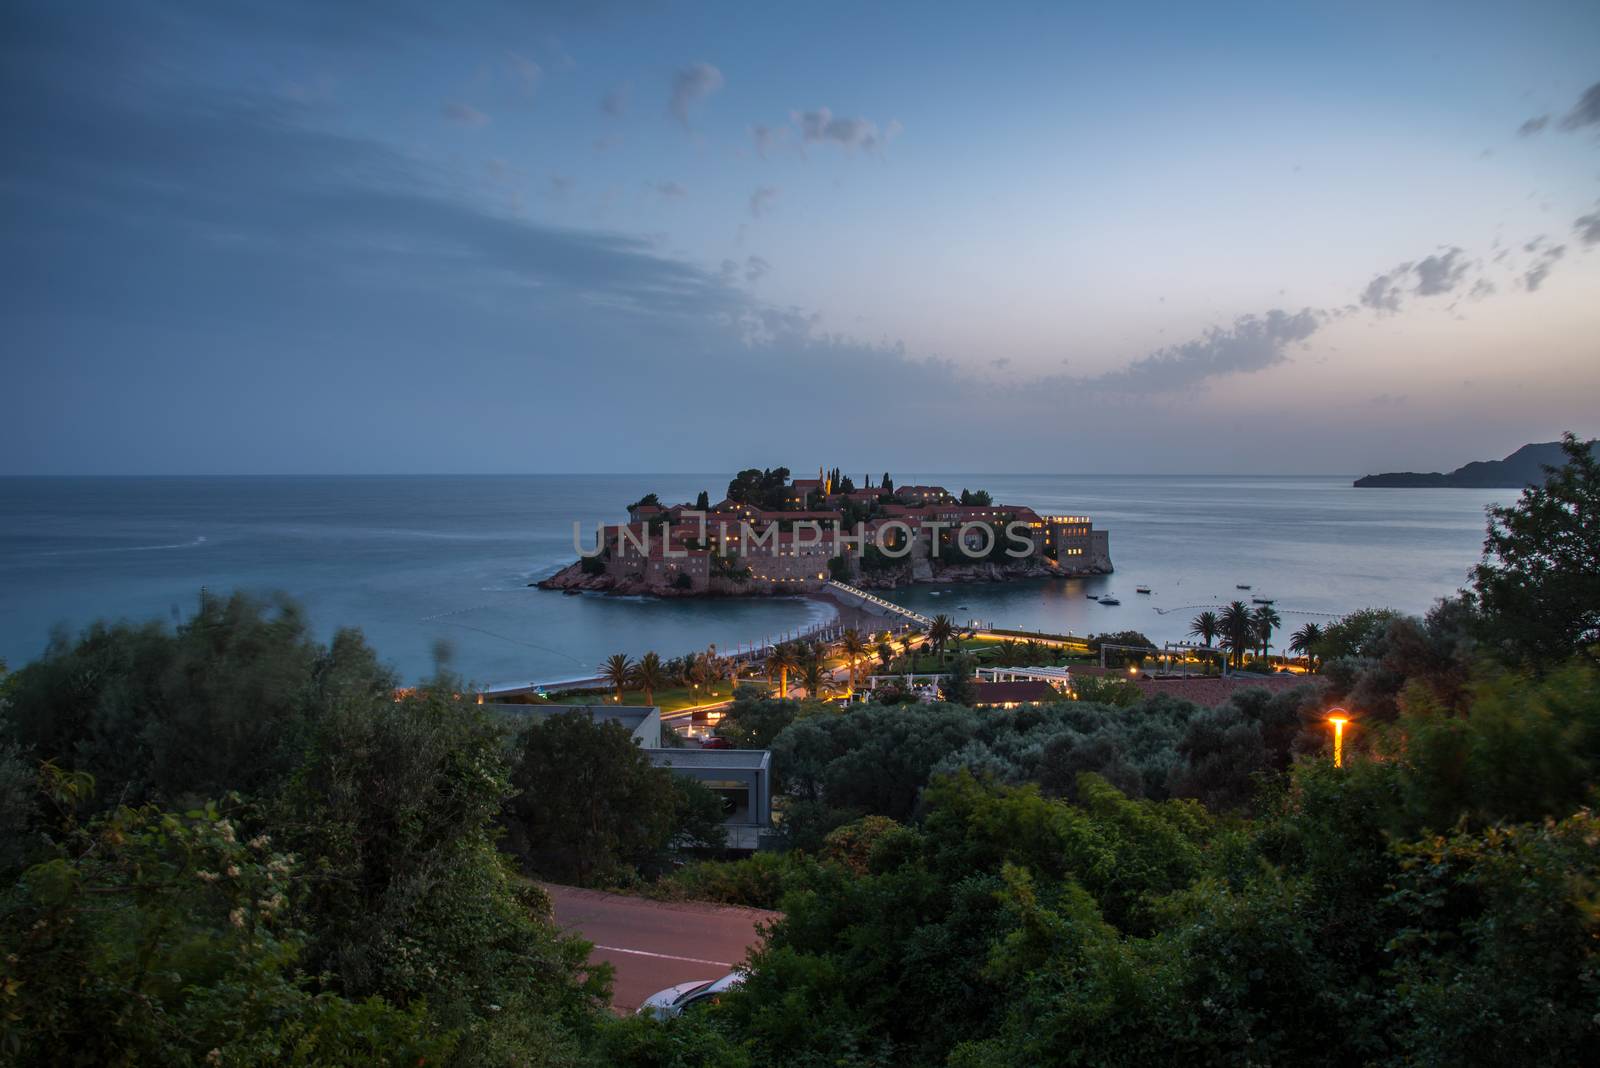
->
left=790, top=106, right=900, bottom=152
left=1075, top=309, right=1322, bottom=393
left=1517, top=115, right=1548, bottom=137
left=748, top=185, right=779, bottom=218
left=1359, top=265, right=1409, bottom=312
left=751, top=123, right=785, bottom=158
left=1360, top=247, right=1478, bottom=311
left=743, top=255, right=770, bottom=283
left=443, top=101, right=489, bottom=126
left=1559, top=81, right=1600, bottom=130
left=601, top=83, right=628, bottom=117
left=1575, top=204, right=1600, bottom=246
left=652, top=181, right=687, bottom=199
left=1524, top=243, right=1565, bottom=290
left=669, top=63, right=722, bottom=123
left=506, top=52, right=540, bottom=94
left=1412, top=247, right=1469, bottom=295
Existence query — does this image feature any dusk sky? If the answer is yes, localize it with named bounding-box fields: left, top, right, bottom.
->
left=5, top=0, right=1598, bottom=476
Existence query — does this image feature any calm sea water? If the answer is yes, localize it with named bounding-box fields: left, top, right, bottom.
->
left=0, top=475, right=1508, bottom=684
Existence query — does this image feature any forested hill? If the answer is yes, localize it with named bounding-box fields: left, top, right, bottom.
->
left=1354, top=439, right=1597, bottom=487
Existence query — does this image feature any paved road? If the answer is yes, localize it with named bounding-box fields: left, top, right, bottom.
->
left=543, top=883, right=778, bottom=1014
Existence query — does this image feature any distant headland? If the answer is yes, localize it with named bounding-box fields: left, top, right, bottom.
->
left=538, top=466, right=1113, bottom=597
left=1354, top=440, right=1597, bottom=488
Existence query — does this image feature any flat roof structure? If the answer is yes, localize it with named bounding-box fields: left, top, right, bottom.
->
left=487, top=703, right=662, bottom=748
left=969, top=680, right=1062, bottom=707
left=646, top=748, right=772, bottom=850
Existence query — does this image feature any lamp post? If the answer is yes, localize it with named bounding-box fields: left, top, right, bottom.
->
left=1326, top=708, right=1349, bottom=768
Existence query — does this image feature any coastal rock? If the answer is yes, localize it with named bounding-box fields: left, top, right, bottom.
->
left=536, top=562, right=814, bottom=598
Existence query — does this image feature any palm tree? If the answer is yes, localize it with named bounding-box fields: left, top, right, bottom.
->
left=929, top=614, right=956, bottom=662
left=876, top=638, right=895, bottom=670
left=799, top=650, right=826, bottom=699
left=1253, top=605, right=1282, bottom=666
left=1290, top=622, right=1325, bottom=673
left=632, top=651, right=666, bottom=706
left=600, top=653, right=633, bottom=702
left=1220, top=601, right=1255, bottom=669
left=1189, top=610, right=1220, bottom=649
left=839, top=628, right=869, bottom=694
left=677, top=651, right=703, bottom=688
left=766, top=642, right=799, bottom=698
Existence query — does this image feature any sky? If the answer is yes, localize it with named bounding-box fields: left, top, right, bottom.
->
left=3, top=0, right=1598, bottom=476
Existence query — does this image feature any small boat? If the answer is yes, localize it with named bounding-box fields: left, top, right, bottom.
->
left=1099, top=596, right=1121, bottom=605
left=1135, top=586, right=1151, bottom=594
left=1086, top=593, right=1099, bottom=599
left=1252, top=596, right=1275, bottom=605
left=1236, top=583, right=1252, bottom=590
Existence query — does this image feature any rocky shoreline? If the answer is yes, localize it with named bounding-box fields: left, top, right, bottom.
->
left=535, top=556, right=1111, bottom=598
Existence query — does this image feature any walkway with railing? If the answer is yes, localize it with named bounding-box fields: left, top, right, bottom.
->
left=825, top=580, right=934, bottom=627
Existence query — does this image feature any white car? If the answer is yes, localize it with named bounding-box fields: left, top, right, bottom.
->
left=636, top=972, right=742, bottom=1018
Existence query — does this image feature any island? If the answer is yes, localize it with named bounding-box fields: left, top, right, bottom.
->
left=539, top=466, right=1113, bottom=596
left=1354, top=440, right=1597, bottom=488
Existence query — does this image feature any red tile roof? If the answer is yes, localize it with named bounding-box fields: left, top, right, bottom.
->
left=1072, top=668, right=1308, bottom=707
left=969, top=680, right=1062, bottom=705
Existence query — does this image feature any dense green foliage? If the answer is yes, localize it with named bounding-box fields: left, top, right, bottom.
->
left=0, top=596, right=707, bottom=1065
left=1, top=440, right=1595, bottom=1065
left=3, top=594, right=393, bottom=811
left=687, top=659, right=1600, bottom=1066
left=764, top=683, right=1317, bottom=848
left=1472, top=432, right=1600, bottom=669
left=725, top=466, right=793, bottom=510
left=506, top=710, right=724, bottom=884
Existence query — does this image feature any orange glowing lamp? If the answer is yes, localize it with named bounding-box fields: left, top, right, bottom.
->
left=1326, top=708, right=1350, bottom=768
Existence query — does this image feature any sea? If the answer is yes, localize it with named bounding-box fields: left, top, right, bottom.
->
left=0, top=475, right=1510, bottom=686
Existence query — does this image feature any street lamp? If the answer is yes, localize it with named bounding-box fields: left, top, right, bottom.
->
left=1326, top=708, right=1349, bottom=768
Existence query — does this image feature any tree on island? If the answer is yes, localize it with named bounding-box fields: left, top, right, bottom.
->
left=958, top=488, right=993, bottom=506
left=727, top=467, right=792, bottom=510
left=601, top=653, right=633, bottom=702
left=711, top=549, right=752, bottom=584
left=695, top=489, right=710, bottom=511
left=1472, top=432, right=1600, bottom=669
left=628, top=492, right=661, bottom=511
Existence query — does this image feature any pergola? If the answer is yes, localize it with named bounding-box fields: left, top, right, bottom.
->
left=974, top=665, right=1073, bottom=689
